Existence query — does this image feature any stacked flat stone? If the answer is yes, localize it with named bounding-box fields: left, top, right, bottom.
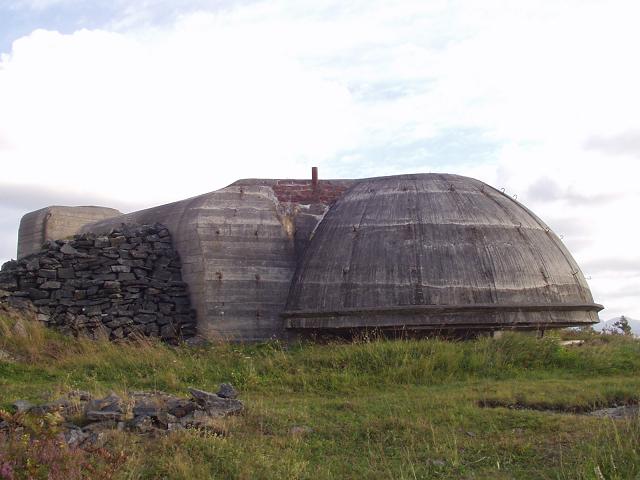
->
left=0, top=224, right=196, bottom=342
left=2, top=385, right=244, bottom=448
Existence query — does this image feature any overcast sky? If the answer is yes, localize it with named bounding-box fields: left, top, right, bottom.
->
left=1, top=0, right=638, bottom=322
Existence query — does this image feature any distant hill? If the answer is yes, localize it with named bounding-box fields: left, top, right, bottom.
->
left=594, top=316, right=640, bottom=336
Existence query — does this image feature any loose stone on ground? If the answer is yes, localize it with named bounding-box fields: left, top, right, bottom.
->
left=0, top=384, right=243, bottom=449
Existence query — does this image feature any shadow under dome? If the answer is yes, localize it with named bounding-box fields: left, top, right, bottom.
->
left=283, top=173, right=602, bottom=331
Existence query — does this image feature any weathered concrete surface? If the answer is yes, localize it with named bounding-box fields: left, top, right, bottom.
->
left=80, top=180, right=351, bottom=341
left=284, top=173, right=602, bottom=330
left=16, top=173, right=602, bottom=340
left=231, top=179, right=354, bottom=261
left=18, top=206, right=122, bottom=259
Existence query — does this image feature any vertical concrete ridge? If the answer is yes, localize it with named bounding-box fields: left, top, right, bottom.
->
left=78, top=184, right=300, bottom=341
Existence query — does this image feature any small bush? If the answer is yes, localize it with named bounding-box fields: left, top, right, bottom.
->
left=0, top=410, right=125, bottom=480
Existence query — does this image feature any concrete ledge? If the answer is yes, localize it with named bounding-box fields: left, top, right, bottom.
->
left=284, top=303, right=602, bottom=329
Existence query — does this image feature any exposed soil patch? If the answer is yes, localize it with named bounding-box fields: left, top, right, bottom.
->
left=589, top=405, right=639, bottom=419
left=478, top=399, right=640, bottom=419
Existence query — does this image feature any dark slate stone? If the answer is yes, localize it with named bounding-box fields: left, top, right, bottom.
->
left=0, top=276, right=18, bottom=291
left=160, top=324, right=176, bottom=338
left=134, top=314, right=157, bottom=324
left=82, top=305, right=104, bottom=316
left=111, top=265, right=131, bottom=273
left=159, top=303, right=174, bottom=314
left=25, top=258, right=40, bottom=272
left=60, top=243, right=80, bottom=255
left=93, top=272, right=117, bottom=281
left=216, top=383, right=238, bottom=399
left=165, top=398, right=196, bottom=418
left=94, top=237, right=111, bottom=248
left=33, top=299, right=53, bottom=306
left=129, top=250, right=148, bottom=259
left=111, top=327, right=125, bottom=339
left=188, top=388, right=244, bottom=417
left=133, top=401, right=160, bottom=418
left=37, top=269, right=57, bottom=279
left=28, top=288, right=50, bottom=300
left=73, top=290, right=87, bottom=301
left=2, top=223, right=194, bottom=343
left=58, top=267, right=77, bottom=279
left=109, top=236, right=127, bottom=247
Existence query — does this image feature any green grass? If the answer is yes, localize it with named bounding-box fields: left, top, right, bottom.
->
left=1, top=313, right=639, bottom=479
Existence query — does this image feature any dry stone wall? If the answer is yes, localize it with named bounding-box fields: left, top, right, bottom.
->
left=0, top=224, right=196, bottom=342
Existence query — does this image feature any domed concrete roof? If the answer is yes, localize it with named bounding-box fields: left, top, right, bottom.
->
left=284, top=173, right=602, bottom=331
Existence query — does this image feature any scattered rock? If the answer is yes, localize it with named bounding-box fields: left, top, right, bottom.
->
left=133, top=400, right=160, bottom=418
left=68, top=390, right=92, bottom=402
left=188, top=387, right=221, bottom=405
left=166, top=398, right=196, bottom=418
left=86, top=410, right=126, bottom=422
left=129, top=415, right=155, bottom=434
left=217, top=383, right=238, bottom=399
left=63, top=426, right=89, bottom=448
left=12, top=400, right=33, bottom=413
left=31, top=398, right=79, bottom=417
left=85, top=392, right=125, bottom=421
left=188, top=410, right=221, bottom=429
left=188, top=387, right=244, bottom=417
left=7, top=384, right=243, bottom=446
left=156, top=412, right=179, bottom=429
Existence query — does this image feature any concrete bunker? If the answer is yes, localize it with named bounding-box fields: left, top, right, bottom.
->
left=283, top=174, right=600, bottom=333
left=15, top=172, right=602, bottom=341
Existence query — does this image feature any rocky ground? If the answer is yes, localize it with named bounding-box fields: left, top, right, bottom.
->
left=1, top=384, right=243, bottom=449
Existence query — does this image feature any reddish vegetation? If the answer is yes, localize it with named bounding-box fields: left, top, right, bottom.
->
left=0, top=409, right=125, bottom=480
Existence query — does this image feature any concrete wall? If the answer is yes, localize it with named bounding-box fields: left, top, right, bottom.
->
left=284, top=174, right=602, bottom=330
left=14, top=174, right=601, bottom=341
left=76, top=180, right=351, bottom=341
left=18, top=206, right=122, bottom=259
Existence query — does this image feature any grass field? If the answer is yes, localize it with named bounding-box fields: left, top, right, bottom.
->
left=1, top=312, right=639, bottom=479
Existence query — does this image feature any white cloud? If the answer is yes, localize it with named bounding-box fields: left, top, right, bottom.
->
left=0, top=23, right=359, bottom=206
left=6, top=0, right=75, bottom=10
left=0, top=0, right=639, bottom=319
